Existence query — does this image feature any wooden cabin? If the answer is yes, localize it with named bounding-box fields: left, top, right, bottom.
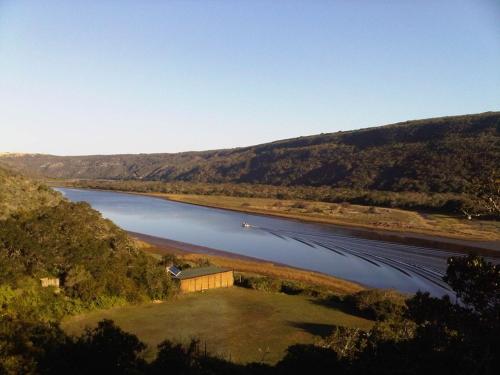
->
left=167, top=266, right=234, bottom=293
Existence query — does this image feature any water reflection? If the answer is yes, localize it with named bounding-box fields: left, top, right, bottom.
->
left=57, top=188, right=457, bottom=296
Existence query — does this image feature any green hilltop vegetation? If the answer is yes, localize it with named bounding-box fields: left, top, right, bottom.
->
left=0, top=166, right=175, bottom=322
left=3, top=112, right=499, bottom=218
left=1, top=112, right=499, bottom=194
left=0, top=167, right=61, bottom=220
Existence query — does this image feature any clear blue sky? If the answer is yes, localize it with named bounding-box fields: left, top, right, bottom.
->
left=0, top=0, right=499, bottom=155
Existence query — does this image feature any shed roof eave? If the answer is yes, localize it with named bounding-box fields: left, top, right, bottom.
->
left=175, top=266, right=232, bottom=280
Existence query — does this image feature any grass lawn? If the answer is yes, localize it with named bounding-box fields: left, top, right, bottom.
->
left=62, top=287, right=372, bottom=364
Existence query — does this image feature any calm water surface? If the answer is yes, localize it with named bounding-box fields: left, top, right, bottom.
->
left=57, top=188, right=460, bottom=296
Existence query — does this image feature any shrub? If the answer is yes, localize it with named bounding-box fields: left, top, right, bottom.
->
left=195, top=258, right=212, bottom=267
left=235, top=274, right=282, bottom=293
left=280, top=281, right=304, bottom=295
left=291, top=201, right=308, bottom=209
left=344, top=289, right=407, bottom=321
left=235, top=274, right=329, bottom=297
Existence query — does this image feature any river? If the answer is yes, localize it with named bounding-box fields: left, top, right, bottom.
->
left=57, top=188, right=480, bottom=296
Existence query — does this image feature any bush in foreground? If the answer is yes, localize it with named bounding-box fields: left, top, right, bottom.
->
left=1, top=255, right=498, bottom=374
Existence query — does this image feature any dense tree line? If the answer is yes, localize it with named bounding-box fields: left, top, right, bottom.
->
left=1, top=255, right=498, bottom=374
left=1, top=112, right=498, bottom=197
left=62, top=178, right=486, bottom=215
left=0, top=167, right=61, bottom=220
left=0, top=167, right=175, bottom=322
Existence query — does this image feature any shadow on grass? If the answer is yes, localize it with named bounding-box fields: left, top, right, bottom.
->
left=308, top=296, right=372, bottom=321
left=287, top=321, right=338, bottom=338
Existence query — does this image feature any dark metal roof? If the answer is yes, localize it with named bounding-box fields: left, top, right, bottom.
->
left=174, top=266, right=232, bottom=280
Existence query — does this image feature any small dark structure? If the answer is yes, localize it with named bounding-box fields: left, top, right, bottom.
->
left=167, top=266, right=234, bottom=293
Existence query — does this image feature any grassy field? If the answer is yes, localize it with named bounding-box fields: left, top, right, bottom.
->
left=62, top=287, right=373, bottom=364
left=143, top=193, right=500, bottom=242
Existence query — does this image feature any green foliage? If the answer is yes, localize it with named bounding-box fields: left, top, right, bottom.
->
left=343, top=289, right=407, bottom=321
left=0, top=281, right=72, bottom=322
left=318, top=326, right=368, bottom=360
left=0, top=200, right=174, bottom=305
left=128, top=255, right=177, bottom=300
left=235, top=274, right=282, bottom=293
left=57, top=178, right=493, bottom=215
left=150, top=339, right=203, bottom=374
left=162, top=254, right=212, bottom=271
left=2, top=112, right=499, bottom=203
left=277, top=344, right=344, bottom=373
left=0, top=168, right=176, bottom=324
left=2, top=158, right=500, bottom=373
left=0, top=255, right=499, bottom=374
left=318, top=289, right=407, bottom=322
left=0, top=318, right=148, bottom=375
left=0, top=318, right=67, bottom=374
left=277, top=255, right=500, bottom=375
left=0, top=167, right=62, bottom=220
left=444, top=255, right=500, bottom=315
left=235, top=273, right=328, bottom=297
left=72, top=319, right=147, bottom=374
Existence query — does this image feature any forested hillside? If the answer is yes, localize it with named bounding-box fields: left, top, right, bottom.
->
left=0, top=166, right=174, bottom=322
left=1, top=112, right=499, bottom=194
left=0, top=167, right=61, bottom=220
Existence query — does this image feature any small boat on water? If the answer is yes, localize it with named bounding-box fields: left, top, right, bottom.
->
left=241, top=222, right=251, bottom=228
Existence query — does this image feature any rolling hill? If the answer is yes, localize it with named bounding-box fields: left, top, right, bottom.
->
left=1, top=112, right=499, bottom=194
left=0, top=166, right=62, bottom=220
left=0, top=165, right=174, bottom=320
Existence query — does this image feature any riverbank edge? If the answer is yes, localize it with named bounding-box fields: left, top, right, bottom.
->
left=163, top=194, right=500, bottom=250
left=129, top=231, right=366, bottom=294
left=59, top=186, right=499, bottom=254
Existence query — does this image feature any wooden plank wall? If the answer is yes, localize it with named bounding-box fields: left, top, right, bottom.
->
left=179, top=271, right=234, bottom=293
